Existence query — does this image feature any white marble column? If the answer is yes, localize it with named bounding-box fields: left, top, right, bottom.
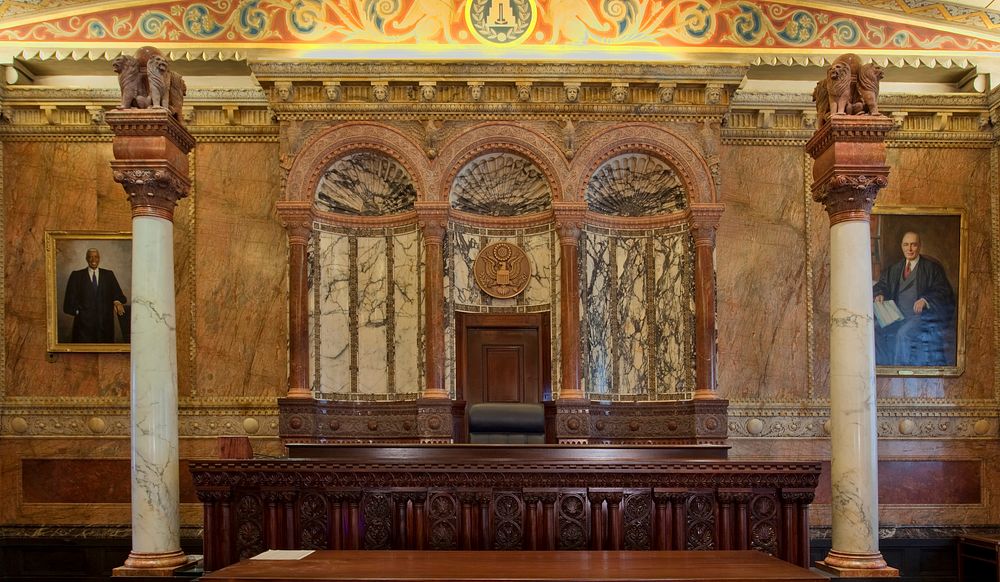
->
left=806, top=113, right=897, bottom=577
left=825, top=219, right=885, bottom=568
left=107, top=107, right=194, bottom=575
left=126, top=214, right=186, bottom=568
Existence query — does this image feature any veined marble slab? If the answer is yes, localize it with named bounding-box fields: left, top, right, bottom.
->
left=582, top=231, right=612, bottom=396
left=356, top=236, right=388, bottom=395
left=317, top=232, right=351, bottom=394
left=654, top=230, right=691, bottom=397
left=523, top=230, right=553, bottom=307
left=394, top=231, right=421, bottom=395
left=615, top=237, right=648, bottom=398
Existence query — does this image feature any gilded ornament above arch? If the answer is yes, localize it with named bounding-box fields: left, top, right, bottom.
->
left=433, top=122, right=568, bottom=203
left=284, top=122, right=430, bottom=205
left=569, top=124, right=717, bottom=206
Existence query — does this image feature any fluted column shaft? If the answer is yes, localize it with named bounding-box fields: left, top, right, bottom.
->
left=276, top=202, right=313, bottom=398
left=107, top=109, right=193, bottom=574
left=555, top=207, right=585, bottom=400
left=690, top=206, right=723, bottom=400
left=418, top=205, right=449, bottom=399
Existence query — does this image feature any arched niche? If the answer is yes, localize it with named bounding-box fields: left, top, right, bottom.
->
left=449, top=152, right=552, bottom=216
left=433, top=122, right=567, bottom=204
left=569, top=124, right=716, bottom=206
left=315, top=151, right=417, bottom=216
left=284, top=122, right=429, bottom=204
left=585, top=153, right=687, bottom=216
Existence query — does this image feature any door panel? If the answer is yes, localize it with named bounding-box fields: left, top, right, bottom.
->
left=457, top=313, right=551, bottom=406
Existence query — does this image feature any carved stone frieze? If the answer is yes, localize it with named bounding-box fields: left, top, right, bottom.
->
left=728, top=402, right=1000, bottom=439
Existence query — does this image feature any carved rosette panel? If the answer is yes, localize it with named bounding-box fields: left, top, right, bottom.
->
left=685, top=492, right=716, bottom=550
left=235, top=493, right=266, bottom=560
left=428, top=491, right=460, bottom=550
left=362, top=492, right=393, bottom=549
left=586, top=153, right=687, bottom=216
left=315, top=151, right=417, bottom=215
left=557, top=491, right=589, bottom=550
left=298, top=492, right=329, bottom=550
left=623, top=491, right=652, bottom=550
left=749, top=493, right=779, bottom=556
left=492, top=492, right=524, bottom=550
left=450, top=153, right=552, bottom=216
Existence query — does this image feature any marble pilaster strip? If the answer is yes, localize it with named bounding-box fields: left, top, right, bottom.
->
left=385, top=234, right=396, bottom=395
left=348, top=237, right=359, bottom=394
left=645, top=237, right=657, bottom=396
left=311, top=233, right=321, bottom=392
left=804, top=153, right=816, bottom=400
left=609, top=237, right=620, bottom=395
left=550, top=228, right=562, bottom=397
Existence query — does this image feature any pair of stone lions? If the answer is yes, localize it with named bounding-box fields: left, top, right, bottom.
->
left=112, top=53, right=186, bottom=119
left=812, top=53, right=884, bottom=125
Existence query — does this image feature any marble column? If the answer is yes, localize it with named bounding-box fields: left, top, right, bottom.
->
left=416, top=203, right=450, bottom=399
left=689, top=204, right=724, bottom=400
left=807, top=114, right=898, bottom=577
left=106, top=109, right=194, bottom=575
left=554, top=204, right=587, bottom=400
left=276, top=201, right=313, bottom=398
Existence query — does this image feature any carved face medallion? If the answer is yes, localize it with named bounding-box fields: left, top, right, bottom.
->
left=473, top=241, right=531, bottom=299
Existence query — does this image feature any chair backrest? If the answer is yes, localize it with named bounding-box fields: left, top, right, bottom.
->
left=468, top=403, right=546, bottom=444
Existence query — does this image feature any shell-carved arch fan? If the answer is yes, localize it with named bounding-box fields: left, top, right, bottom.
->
left=315, top=151, right=417, bottom=215
left=450, top=153, right=552, bottom=216
left=586, top=153, right=687, bottom=216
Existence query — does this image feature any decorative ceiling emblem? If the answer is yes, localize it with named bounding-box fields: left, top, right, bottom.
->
left=315, top=151, right=416, bottom=216
left=466, top=0, right=538, bottom=46
left=586, top=153, right=687, bottom=216
left=473, top=242, right=532, bottom=299
left=451, top=153, right=551, bottom=216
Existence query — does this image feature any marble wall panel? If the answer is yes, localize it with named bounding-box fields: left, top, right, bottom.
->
left=615, top=237, right=648, bottom=397
left=523, top=230, right=554, bottom=307
left=716, top=145, right=807, bottom=402
left=451, top=228, right=483, bottom=307
left=316, top=232, right=351, bottom=394
left=582, top=230, right=612, bottom=396
left=4, top=141, right=130, bottom=398
left=195, top=143, right=286, bottom=399
left=393, top=230, right=421, bottom=396
left=356, top=236, right=388, bottom=395
left=654, top=230, right=692, bottom=397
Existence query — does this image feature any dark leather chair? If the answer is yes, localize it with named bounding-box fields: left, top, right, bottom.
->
left=468, top=403, right=546, bottom=444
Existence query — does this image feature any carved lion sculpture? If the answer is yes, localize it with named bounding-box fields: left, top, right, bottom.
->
left=112, top=55, right=149, bottom=109
left=146, top=54, right=187, bottom=118
left=857, top=62, right=883, bottom=115
left=813, top=80, right=830, bottom=125
left=825, top=61, right=853, bottom=116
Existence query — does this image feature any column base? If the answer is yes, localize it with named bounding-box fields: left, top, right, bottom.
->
left=816, top=550, right=899, bottom=577
left=692, top=389, right=720, bottom=400
left=113, top=551, right=198, bottom=577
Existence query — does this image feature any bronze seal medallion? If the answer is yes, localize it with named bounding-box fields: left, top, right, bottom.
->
left=473, top=241, right=531, bottom=299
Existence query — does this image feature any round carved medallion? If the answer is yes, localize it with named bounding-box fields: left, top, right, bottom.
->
left=473, top=242, right=531, bottom=299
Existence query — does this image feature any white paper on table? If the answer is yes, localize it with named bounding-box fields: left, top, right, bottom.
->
left=250, top=550, right=315, bottom=560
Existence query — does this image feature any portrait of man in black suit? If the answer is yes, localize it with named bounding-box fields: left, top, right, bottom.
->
left=62, top=247, right=128, bottom=343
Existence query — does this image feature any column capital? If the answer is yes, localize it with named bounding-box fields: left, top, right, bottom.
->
left=553, top=203, right=588, bottom=245
left=276, top=201, right=314, bottom=244
left=106, top=110, right=193, bottom=222
left=689, top=203, right=725, bottom=246
left=415, top=202, right=450, bottom=243
left=806, top=115, right=893, bottom=225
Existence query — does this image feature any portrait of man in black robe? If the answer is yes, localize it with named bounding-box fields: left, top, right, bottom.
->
left=62, top=247, right=128, bottom=343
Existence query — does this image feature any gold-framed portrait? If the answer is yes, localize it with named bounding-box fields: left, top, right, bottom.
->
left=45, top=231, right=132, bottom=353
left=870, top=206, right=965, bottom=376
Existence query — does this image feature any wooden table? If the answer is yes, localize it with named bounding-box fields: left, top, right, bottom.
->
left=958, top=534, right=1000, bottom=582
left=200, top=550, right=826, bottom=582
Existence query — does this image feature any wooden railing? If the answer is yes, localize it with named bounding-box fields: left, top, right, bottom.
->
left=190, top=445, right=819, bottom=571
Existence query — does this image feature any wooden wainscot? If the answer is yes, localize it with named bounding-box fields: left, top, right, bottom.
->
left=190, top=445, right=819, bottom=572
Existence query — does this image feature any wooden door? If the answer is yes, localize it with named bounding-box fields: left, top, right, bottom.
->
left=456, top=312, right=551, bottom=406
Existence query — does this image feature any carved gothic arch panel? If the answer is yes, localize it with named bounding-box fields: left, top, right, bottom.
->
left=284, top=122, right=430, bottom=204
left=568, top=124, right=717, bottom=206
left=432, top=122, right=568, bottom=203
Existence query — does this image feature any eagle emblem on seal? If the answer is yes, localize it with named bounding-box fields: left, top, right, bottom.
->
left=473, top=242, right=531, bottom=299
